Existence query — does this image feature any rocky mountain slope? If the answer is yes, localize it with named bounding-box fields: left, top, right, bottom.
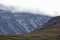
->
left=0, top=10, right=51, bottom=34
left=37, top=16, right=60, bottom=30
left=0, top=16, right=60, bottom=40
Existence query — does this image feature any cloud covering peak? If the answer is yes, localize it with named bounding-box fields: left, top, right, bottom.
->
left=0, top=0, right=60, bottom=16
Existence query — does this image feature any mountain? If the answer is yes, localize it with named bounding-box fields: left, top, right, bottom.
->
left=0, top=10, right=52, bottom=34
left=0, top=5, right=60, bottom=40
left=0, top=17, right=60, bottom=40
left=41, top=16, right=60, bottom=29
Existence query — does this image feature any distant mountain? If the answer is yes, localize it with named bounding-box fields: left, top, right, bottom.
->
left=0, top=10, right=52, bottom=35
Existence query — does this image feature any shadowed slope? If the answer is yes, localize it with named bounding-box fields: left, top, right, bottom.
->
left=42, top=16, right=60, bottom=28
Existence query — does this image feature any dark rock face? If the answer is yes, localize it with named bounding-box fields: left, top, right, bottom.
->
left=44, top=16, right=60, bottom=27
left=50, top=16, right=60, bottom=23
left=38, top=16, right=60, bottom=31
left=0, top=9, right=51, bottom=35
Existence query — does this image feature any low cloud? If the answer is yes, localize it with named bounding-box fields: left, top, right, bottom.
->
left=0, top=0, right=60, bottom=16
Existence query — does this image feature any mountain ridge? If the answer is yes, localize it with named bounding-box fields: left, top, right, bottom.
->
left=0, top=10, right=52, bottom=34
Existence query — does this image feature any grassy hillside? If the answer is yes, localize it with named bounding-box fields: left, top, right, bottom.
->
left=0, top=24, right=60, bottom=40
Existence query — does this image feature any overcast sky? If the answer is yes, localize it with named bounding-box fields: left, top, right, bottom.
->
left=0, top=0, right=60, bottom=16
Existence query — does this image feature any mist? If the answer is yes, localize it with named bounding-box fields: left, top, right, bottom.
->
left=0, top=0, right=60, bottom=16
